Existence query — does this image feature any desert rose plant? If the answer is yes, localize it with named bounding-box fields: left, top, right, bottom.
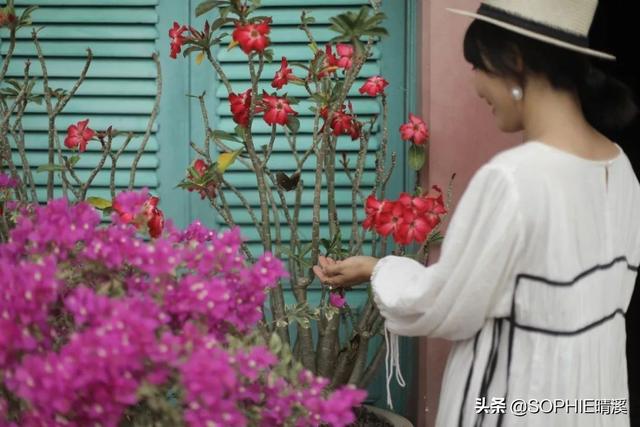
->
left=170, top=0, right=453, bottom=400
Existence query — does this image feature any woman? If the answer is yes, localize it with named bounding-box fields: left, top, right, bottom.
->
left=313, top=1, right=640, bottom=426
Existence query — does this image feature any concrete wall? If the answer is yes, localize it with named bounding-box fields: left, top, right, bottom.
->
left=415, top=1, right=521, bottom=425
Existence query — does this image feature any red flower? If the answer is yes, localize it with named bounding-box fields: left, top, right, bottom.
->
left=362, top=195, right=387, bottom=230
left=261, top=91, right=297, bottom=126
left=0, top=7, right=16, bottom=28
left=232, top=18, right=271, bottom=54
left=335, top=43, right=354, bottom=69
left=362, top=187, right=447, bottom=245
left=272, top=57, right=294, bottom=89
left=64, top=119, right=95, bottom=152
left=112, top=192, right=165, bottom=238
left=319, top=103, right=361, bottom=140
left=375, top=202, right=404, bottom=237
left=400, top=218, right=430, bottom=245
left=143, top=196, right=164, bottom=238
left=169, top=22, right=188, bottom=59
left=187, top=159, right=217, bottom=200
left=423, top=186, right=447, bottom=228
left=359, top=76, right=389, bottom=97
left=400, top=113, right=429, bottom=146
left=229, top=89, right=253, bottom=126
left=192, top=159, right=208, bottom=177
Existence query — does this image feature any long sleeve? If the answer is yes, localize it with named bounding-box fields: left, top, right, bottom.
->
left=371, top=164, right=525, bottom=341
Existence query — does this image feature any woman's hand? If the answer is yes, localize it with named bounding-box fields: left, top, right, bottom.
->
left=312, top=255, right=380, bottom=289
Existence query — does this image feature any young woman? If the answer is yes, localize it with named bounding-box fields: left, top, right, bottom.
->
left=313, top=1, right=639, bottom=426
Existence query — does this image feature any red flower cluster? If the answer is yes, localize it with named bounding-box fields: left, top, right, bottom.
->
left=317, top=43, right=354, bottom=78
left=261, top=92, right=297, bottom=126
left=0, top=7, right=16, bottom=28
left=64, top=119, right=95, bottom=152
left=169, top=22, right=188, bottom=59
left=272, top=57, right=295, bottom=89
left=319, top=103, right=362, bottom=140
left=359, top=76, right=389, bottom=97
left=112, top=192, right=165, bottom=239
left=363, top=186, right=446, bottom=245
left=232, top=18, right=271, bottom=54
left=187, top=159, right=218, bottom=200
left=400, top=113, right=429, bottom=146
left=229, top=89, right=255, bottom=127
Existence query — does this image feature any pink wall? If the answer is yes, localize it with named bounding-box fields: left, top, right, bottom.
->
left=415, top=1, right=521, bottom=425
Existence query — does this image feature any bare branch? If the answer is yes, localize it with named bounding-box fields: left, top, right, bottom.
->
left=129, top=53, right=162, bottom=190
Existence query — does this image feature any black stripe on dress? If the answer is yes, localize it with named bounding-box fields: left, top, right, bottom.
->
left=459, top=331, right=481, bottom=427
left=496, top=256, right=639, bottom=427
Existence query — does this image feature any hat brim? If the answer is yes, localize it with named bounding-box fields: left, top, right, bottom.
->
left=446, top=8, right=616, bottom=61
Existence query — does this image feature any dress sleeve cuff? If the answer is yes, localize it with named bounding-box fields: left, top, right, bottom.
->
left=370, top=255, right=403, bottom=315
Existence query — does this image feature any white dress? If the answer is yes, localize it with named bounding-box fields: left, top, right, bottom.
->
left=371, top=141, right=640, bottom=427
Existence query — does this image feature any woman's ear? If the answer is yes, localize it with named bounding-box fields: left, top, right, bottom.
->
left=506, top=43, right=524, bottom=74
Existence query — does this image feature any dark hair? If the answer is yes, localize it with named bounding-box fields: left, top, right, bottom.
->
left=463, top=19, right=639, bottom=134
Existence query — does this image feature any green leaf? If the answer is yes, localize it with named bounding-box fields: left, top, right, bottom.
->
left=196, top=0, right=227, bottom=17
left=268, top=332, right=282, bottom=354
left=212, top=129, right=241, bottom=143
left=36, top=164, right=66, bottom=173
left=235, top=125, right=246, bottom=141
left=68, top=154, right=80, bottom=168
left=408, top=144, right=426, bottom=171
left=286, top=116, right=300, bottom=134
left=87, top=197, right=112, bottom=210
left=263, top=48, right=274, bottom=63
left=210, top=17, right=231, bottom=32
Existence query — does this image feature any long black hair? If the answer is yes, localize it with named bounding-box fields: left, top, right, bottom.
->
left=463, top=19, right=638, bottom=134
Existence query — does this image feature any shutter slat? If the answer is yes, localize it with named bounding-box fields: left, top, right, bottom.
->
left=2, top=41, right=156, bottom=58
left=216, top=81, right=374, bottom=98
left=221, top=62, right=377, bottom=80
left=223, top=171, right=375, bottom=188
left=12, top=133, right=159, bottom=152
left=19, top=170, right=158, bottom=187
left=224, top=188, right=372, bottom=206
left=6, top=59, right=157, bottom=78
left=217, top=117, right=378, bottom=134
left=16, top=7, right=158, bottom=24
left=25, top=0, right=158, bottom=5
left=32, top=79, right=158, bottom=96
left=226, top=152, right=375, bottom=171
left=26, top=97, right=156, bottom=115
left=247, top=135, right=379, bottom=151
left=21, top=115, right=158, bottom=133
left=217, top=45, right=381, bottom=62
left=13, top=152, right=158, bottom=169
left=261, top=0, right=368, bottom=5
left=1, top=25, right=158, bottom=40
left=216, top=99, right=380, bottom=116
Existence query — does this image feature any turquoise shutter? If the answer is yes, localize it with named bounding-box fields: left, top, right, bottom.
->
left=2, top=0, right=177, bottom=217
left=187, top=0, right=416, bottom=415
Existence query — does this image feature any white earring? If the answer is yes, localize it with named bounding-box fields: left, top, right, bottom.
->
left=511, top=86, right=523, bottom=101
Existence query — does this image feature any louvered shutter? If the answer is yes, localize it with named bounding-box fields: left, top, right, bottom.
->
left=204, top=0, right=402, bottom=257
left=2, top=0, right=163, bottom=206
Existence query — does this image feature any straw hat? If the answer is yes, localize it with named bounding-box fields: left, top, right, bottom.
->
left=446, top=0, right=615, bottom=60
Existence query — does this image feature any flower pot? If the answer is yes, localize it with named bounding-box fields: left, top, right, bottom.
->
left=360, top=405, right=414, bottom=427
